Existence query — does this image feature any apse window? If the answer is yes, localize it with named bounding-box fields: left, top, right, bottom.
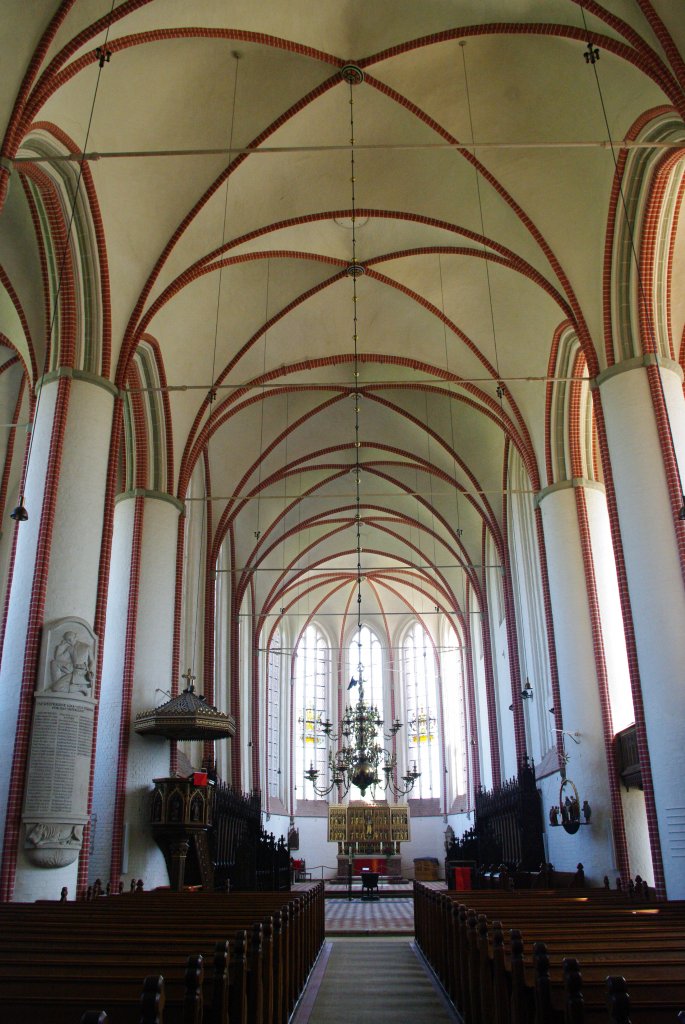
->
left=402, top=621, right=440, bottom=800
left=294, top=624, right=329, bottom=800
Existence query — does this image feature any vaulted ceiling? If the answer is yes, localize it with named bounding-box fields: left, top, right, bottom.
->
left=2, top=1, right=684, bottom=649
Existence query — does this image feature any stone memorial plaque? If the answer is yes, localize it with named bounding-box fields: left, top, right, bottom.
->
left=21, top=617, right=98, bottom=868
left=24, top=696, right=94, bottom=821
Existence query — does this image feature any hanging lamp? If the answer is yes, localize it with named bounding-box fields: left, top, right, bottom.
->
left=303, top=65, right=419, bottom=800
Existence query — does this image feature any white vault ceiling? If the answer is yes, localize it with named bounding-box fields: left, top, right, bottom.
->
left=1, top=0, right=684, bottom=651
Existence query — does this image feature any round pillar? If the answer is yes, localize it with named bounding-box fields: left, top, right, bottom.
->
left=93, top=491, right=183, bottom=890
left=598, top=358, right=685, bottom=897
left=0, top=374, right=115, bottom=901
left=537, top=482, right=623, bottom=882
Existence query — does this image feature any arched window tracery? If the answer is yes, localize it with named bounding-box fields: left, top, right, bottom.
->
left=267, top=629, right=282, bottom=800
left=347, top=624, right=383, bottom=713
left=294, top=624, right=330, bottom=801
left=401, top=621, right=440, bottom=801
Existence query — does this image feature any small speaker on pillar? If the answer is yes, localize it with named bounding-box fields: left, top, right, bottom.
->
left=10, top=497, right=28, bottom=521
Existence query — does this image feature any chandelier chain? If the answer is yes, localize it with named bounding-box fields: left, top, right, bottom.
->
left=303, top=71, right=419, bottom=799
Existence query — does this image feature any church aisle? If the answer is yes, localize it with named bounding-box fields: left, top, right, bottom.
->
left=293, top=939, right=461, bottom=1024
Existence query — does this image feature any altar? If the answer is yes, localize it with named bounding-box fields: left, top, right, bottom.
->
left=335, top=852, right=403, bottom=881
left=329, top=802, right=410, bottom=881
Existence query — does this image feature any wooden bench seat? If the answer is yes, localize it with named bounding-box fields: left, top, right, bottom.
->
left=0, top=916, right=274, bottom=1023
left=0, top=883, right=324, bottom=1024
left=5, top=889, right=322, bottom=1017
left=413, top=882, right=685, bottom=1024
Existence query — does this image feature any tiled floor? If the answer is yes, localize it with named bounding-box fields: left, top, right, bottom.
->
left=324, top=881, right=414, bottom=896
left=325, top=895, right=414, bottom=934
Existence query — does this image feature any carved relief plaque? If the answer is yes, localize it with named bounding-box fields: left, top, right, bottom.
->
left=22, top=618, right=97, bottom=868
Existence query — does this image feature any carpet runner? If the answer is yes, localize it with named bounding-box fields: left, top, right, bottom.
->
left=293, top=939, right=461, bottom=1023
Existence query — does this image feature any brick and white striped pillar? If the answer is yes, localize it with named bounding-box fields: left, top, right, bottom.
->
left=0, top=374, right=115, bottom=901
left=598, top=358, right=685, bottom=898
left=537, top=481, right=628, bottom=883
left=93, top=491, right=183, bottom=890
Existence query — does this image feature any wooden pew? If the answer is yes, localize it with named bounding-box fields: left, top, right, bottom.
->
left=474, top=900, right=685, bottom=1024
left=5, top=884, right=324, bottom=992
left=80, top=976, right=164, bottom=1024
left=0, top=883, right=324, bottom=1024
left=413, top=882, right=685, bottom=1024
left=0, top=937, right=236, bottom=1024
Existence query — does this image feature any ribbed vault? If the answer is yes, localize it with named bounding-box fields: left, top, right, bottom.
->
left=1, top=0, right=685, bottom=763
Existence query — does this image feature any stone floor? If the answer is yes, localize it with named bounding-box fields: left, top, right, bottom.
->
left=325, top=895, right=414, bottom=935
left=324, top=879, right=414, bottom=898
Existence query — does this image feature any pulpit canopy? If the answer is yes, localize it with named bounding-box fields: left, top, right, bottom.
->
left=135, top=685, right=236, bottom=741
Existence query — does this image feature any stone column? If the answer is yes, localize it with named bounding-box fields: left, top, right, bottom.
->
left=598, top=358, right=685, bottom=898
left=0, top=374, right=115, bottom=901
left=537, top=481, right=628, bottom=882
left=93, top=491, right=183, bottom=890
left=214, top=544, right=231, bottom=783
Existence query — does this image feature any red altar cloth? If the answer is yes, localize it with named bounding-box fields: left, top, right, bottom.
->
left=353, top=856, right=386, bottom=873
left=452, top=866, right=472, bottom=890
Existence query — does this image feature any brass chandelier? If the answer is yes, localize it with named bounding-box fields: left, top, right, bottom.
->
left=304, top=654, right=420, bottom=798
left=304, top=65, right=419, bottom=800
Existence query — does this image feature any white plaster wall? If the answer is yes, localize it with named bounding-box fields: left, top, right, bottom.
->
left=446, top=810, right=476, bottom=842
left=600, top=364, right=685, bottom=897
left=492, top=614, right=516, bottom=779
left=43, top=380, right=114, bottom=618
left=538, top=485, right=616, bottom=885
left=508, top=478, right=556, bottom=767
left=214, top=544, right=231, bottom=782
left=470, top=613, right=492, bottom=790
left=664, top=362, right=685, bottom=482
left=0, top=368, right=28, bottom=625
left=584, top=486, right=633, bottom=733
left=620, top=786, right=652, bottom=886
left=538, top=772, right=616, bottom=886
left=294, top=814, right=337, bottom=880
left=0, top=361, right=16, bottom=491
left=22, top=381, right=112, bottom=897
left=181, top=466, right=205, bottom=693
left=0, top=383, right=56, bottom=849
left=121, top=497, right=180, bottom=888
left=265, top=812, right=289, bottom=842
left=90, top=497, right=135, bottom=885
left=400, top=815, right=449, bottom=877
left=239, top=608, right=252, bottom=789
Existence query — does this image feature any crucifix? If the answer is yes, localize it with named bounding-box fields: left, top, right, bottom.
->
left=181, top=668, right=196, bottom=692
